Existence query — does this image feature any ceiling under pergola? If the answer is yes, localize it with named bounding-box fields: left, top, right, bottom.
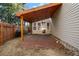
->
left=16, top=3, right=62, bottom=23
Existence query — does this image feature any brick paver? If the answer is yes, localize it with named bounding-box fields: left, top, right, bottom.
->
left=22, top=35, right=64, bottom=49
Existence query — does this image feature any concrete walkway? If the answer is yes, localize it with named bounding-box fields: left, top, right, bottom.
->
left=0, top=35, right=74, bottom=56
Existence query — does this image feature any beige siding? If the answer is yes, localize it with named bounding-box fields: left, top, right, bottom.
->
left=52, top=3, right=79, bottom=49
left=32, top=18, right=52, bottom=34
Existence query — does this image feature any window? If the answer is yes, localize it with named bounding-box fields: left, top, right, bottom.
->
left=47, top=22, right=49, bottom=30
left=38, top=23, right=41, bottom=30
left=34, top=23, right=36, bottom=26
left=33, top=27, right=36, bottom=30
left=33, top=23, right=36, bottom=30
left=42, top=22, right=45, bottom=25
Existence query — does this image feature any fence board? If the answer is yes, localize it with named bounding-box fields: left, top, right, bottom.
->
left=0, top=22, right=16, bottom=45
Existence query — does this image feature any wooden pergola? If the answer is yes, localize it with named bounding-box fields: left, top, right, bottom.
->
left=16, top=3, right=62, bottom=41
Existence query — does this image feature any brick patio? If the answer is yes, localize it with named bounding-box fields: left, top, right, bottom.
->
left=22, top=35, right=64, bottom=49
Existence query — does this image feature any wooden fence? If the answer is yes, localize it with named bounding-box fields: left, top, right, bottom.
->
left=0, top=22, right=17, bottom=45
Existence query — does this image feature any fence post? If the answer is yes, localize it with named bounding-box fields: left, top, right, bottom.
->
left=0, top=23, right=3, bottom=45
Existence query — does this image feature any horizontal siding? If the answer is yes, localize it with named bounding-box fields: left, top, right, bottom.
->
left=52, top=3, right=79, bottom=49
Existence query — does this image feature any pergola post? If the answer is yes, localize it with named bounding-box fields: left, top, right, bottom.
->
left=20, top=16, right=24, bottom=41
left=30, top=22, right=32, bottom=34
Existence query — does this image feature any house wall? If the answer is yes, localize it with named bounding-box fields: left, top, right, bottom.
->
left=51, top=3, right=79, bottom=50
left=32, top=18, right=53, bottom=34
